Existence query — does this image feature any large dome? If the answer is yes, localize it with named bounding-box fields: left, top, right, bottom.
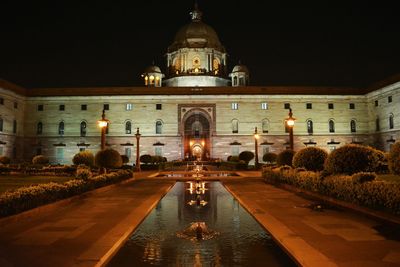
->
left=167, top=6, right=225, bottom=52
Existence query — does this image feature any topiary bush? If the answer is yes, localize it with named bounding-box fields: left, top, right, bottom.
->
left=228, top=156, right=240, bottom=162
left=0, top=156, right=11, bottom=165
left=95, top=149, right=122, bottom=169
left=151, top=155, right=164, bottom=164
left=121, top=155, right=130, bottom=164
left=293, top=147, right=328, bottom=171
left=72, top=151, right=94, bottom=167
left=351, top=172, right=377, bottom=184
left=324, top=144, right=380, bottom=175
left=277, top=150, right=295, bottom=167
left=32, top=155, right=49, bottom=165
left=263, top=152, right=277, bottom=163
left=239, top=151, right=254, bottom=164
left=140, top=154, right=152, bottom=165
left=388, top=142, right=400, bottom=175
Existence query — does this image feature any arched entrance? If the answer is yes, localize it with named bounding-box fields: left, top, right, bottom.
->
left=183, top=111, right=211, bottom=160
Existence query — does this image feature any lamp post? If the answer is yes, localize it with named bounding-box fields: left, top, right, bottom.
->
left=286, top=108, right=295, bottom=150
left=254, top=126, right=259, bottom=168
left=135, top=127, right=141, bottom=172
left=97, top=109, right=109, bottom=151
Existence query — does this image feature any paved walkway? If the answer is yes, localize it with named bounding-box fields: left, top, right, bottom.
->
left=0, top=173, right=174, bottom=267
left=224, top=178, right=400, bottom=267
left=1, top=171, right=399, bottom=266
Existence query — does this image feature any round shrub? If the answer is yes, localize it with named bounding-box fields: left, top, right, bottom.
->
left=95, top=149, right=122, bottom=169
left=140, top=154, right=153, bottom=165
left=121, top=155, right=130, bottom=164
left=277, top=150, right=295, bottom=167
left=351, top=172, right=377, bottom=184
left=292, top=147, right=328, bottom=171
left=32, top=155, right=49, bottom=165
left=0, top=156, right=11, bottom=165
left=263, top=152, right=277, bottom=163
left=228, top=156, right=240, bottom=162
left=324, top=144, right=380, bottom=175
left=388, top=142, right=400, bottom=175
left=72, top=151, right=94, bottom=167
left=239, top=151, right=254, bottom=164
left=151, top=155, right=164, bottom=164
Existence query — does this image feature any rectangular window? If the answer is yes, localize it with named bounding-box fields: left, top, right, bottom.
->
left=56, top=147, right=64, bottom=163
left=306, top=103, right=312, bottom=109
left=81, top=104, right=87, bottom=110
left=156, top=103, right=162, bottom=110
left=231, top=102, right=238, bottom=110
left=37, top=104, right=43, bottom=111
left=261, top=102, right=268, bottom=110
left=328, top=103, right=334, bottom=109
left=155, top=146, right=162, bottom=156
left=0, top=98, right=3, bottom=105
left=13, top=120, right=17, bottom=134
left=103, top=104, right=109, bottom=110
left=284, top=103, right=290, bottom=109
left=349, top=103, right=355, bottom=109
left=388, top=96, right=392, bottom=103
left=125, top=147, right=132, bottom=159
left=231, top=146, right=240, bottom=156
left=59, top=104, right=65, bottom=111
left=374, top=100, right=378, bottom=107
left=126, top=103, right=133, bottom=110
left=14, top=102, right=18, bottom=109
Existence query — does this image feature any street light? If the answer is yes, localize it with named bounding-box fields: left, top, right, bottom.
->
left=254, top=126, right=259, bottom=168
left=135, top=127, right=141, bottom=172
left=286, top=108, right=296, bottom=150
left=97, top=109, right=109, bottom=151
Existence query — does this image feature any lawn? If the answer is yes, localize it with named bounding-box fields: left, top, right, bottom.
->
left=377, top=174, right=400, bottom=183
left=0, top=175, right=74, bottom=195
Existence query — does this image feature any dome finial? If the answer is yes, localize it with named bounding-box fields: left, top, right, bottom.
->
left=190, top=1, right=202, bottom=21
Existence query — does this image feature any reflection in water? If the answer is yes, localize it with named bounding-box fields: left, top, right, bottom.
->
left=107, top=182, right=295, bottom=267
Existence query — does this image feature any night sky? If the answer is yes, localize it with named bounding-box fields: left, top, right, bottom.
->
left=1, top=1, right=400, bottom=89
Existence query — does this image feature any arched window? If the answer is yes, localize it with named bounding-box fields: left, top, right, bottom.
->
left=156, top=120, right=163, bottom=134
left=262, top=119, right=269, bottom=133
left=389, top=114, right=394, bottom=129
left=329, top=120, right=335, bottom=133
left=125, top=121, right=132, bottom=134
left=58, top=121, right=64, bottom=136
left=232, top=119, right=239, bottom=133
left=375, top=117, right=380, bottom=132
left=307, top=120, right=313, bottom=135
left=37, top=122, right=43, bottom=135
left=80, top=121, right=87, bottom=137
left=0, top=118, right=3, bottom=132
left=350, top=120, right=356, bottom=133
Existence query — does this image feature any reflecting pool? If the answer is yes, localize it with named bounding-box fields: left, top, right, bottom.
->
left=107, top=182, right=295, bottom=266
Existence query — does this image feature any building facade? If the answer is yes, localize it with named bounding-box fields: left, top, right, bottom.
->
left=0, top=5, right=399, bottom=164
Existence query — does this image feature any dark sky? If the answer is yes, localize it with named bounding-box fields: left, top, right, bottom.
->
left=1, top=0, right=400, bottom=88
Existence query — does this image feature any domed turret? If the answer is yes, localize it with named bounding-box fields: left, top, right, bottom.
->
left=163, top=3, right=229, bottom=87
left=229, top=62, right=249, bottom=86
left=141, top=64, right=164, bottom=87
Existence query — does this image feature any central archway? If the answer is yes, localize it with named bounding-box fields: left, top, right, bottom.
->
left=183, top=111, right=211, bottom=160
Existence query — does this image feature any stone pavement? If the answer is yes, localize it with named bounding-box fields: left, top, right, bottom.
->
left=0, top=173, right=174, bottom=267
left=224, top=178, right=400, bottom=267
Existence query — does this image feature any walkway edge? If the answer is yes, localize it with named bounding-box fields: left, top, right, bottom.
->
left=0, top=177, right=136, bottom=227
left=223, top=183, right=338, bottom=267
left=95, top=183, right=175, bottom=267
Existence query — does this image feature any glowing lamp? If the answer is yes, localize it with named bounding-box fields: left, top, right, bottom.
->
left=287, top=119, right=295, bottom=127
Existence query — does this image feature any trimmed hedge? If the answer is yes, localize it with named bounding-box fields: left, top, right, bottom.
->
left=95, top=149, right=122, bottom=169
left=0, top=170, right=133, bottom=217
left=389, top=142, right=400, bottom=175
left=73, top=151, right=95, bottom=167
left=263, top=152, right=277, bottom=163
left=262, top=167, right=400, bottom=215
left=277, top=150, right=295, bottom=167
left=293, top=147, right=328, bottom=171
left=32, top=155, right=49, bottom=165
left=324, top=144, right=382, bottom=175
left=0, top=156, right=11, bottom=165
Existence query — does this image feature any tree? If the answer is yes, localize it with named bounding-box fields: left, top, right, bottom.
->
left=95, top=149, right=122, bottom=170
left=293, top=147, right=328, bottom=171
left=72, top=151, right=94, bottom=167
left=277, top=150, right=295, bottom=167
left=239, top=151, right=254, bottom=164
